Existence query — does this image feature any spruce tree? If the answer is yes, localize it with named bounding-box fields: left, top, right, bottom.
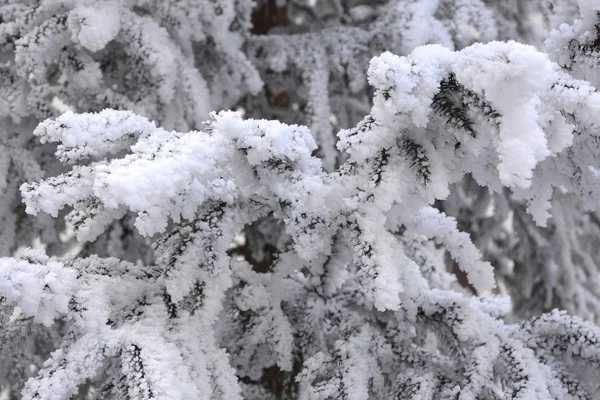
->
left=1, top=1, right=600, bottom=399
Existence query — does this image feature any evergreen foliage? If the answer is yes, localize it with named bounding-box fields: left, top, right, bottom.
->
left=0, top=1, right=600, bottom=399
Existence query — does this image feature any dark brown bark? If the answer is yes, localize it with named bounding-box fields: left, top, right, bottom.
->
left=251, top=0, right=288, bottom=35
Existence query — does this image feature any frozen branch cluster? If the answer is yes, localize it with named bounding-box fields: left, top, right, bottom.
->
left=1, top=0, right=600, bottom=399
left=0, top=0, right=264, bottom=129
left=439, top=1, right=600, bottom=324
left=244, top=0, right=571, bottom=170
left=1, top=37, right=600, bottom=398
left=0, top=0, right=267, bottom=266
